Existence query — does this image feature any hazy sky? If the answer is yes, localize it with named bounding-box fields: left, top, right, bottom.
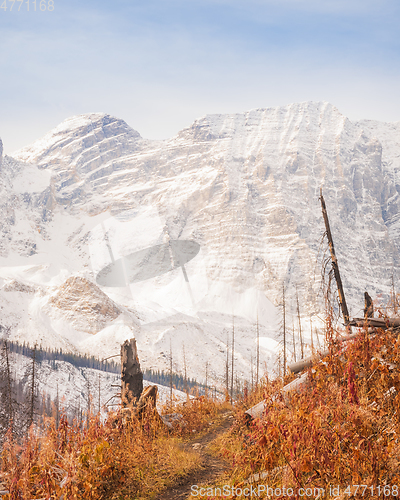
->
left=0, top=0, right=400, bottom=153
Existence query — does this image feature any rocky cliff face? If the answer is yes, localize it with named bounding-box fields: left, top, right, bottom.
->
left=14, top=103, right=398, bottom=307
left=49, top=276, right=122, bottom=334
left=1, top=102, right=400, bottom=383
left=14, top=113, right=144, bottom=211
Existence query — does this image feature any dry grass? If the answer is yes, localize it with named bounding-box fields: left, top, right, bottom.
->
left=0, top=396, right=228, bottom=499
left=216, top=326, right=400, bottom=498
left=164, top=396, right=232, bottom=438
left=5, top=323, right=400, bottom=499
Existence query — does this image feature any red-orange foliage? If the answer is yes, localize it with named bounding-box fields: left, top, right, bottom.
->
left=0, top=397, right=224, bottom=499
left=223, top=326, right=400, bottom=497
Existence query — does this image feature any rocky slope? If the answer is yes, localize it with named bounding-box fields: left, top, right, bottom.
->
left=1, top=102, right=400, bottom=387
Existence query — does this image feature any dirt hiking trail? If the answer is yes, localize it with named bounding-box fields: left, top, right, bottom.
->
left=155, top=411, right=234, bottom=500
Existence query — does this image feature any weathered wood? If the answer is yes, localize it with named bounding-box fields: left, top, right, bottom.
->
left=245, top=372, right=309, bottom=419
left=288, top=352, right=328, bottom=375
left=133, top=385, right=169, bottom=427
left=134, top=385, right=158, bottom=418
left=349, top=317, right=400, bottom=329
left=364, top=292, right=374, bottom=318
left=320, top=190, right=350, bottom=324
left=247, top=321, right=387, bottom=418
left=121, top=338, right=143, bottom=407
left=288, top=325, right=379, bottom=375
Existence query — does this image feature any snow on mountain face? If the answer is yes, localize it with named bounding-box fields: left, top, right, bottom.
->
left=15, top=113, right=142, bottom=169
left=355, top=119, right=400, bottom=248
left=14, top=113, right=144, bottom=216
left=1, top=102, right=400, bottom=388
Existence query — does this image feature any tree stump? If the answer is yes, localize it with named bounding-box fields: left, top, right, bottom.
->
left=121, top=338, right=143, bottom=407
left=134, top=385, right=158, bottom=418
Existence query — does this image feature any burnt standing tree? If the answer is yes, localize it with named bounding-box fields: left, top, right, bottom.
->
left=256, top=314, right=260, bottom=386
left=0, top=339, right=15, bottom=437
left=182, top=342, right=188, bottom=397
left=281, top=285, right=287, bottom=377
left=292, top=320, right=297, bottom=363
left=121, top=338, right=143, bottom=407
left=27, top=343, right=38, bottom=430
left=320, top=189, right=350, bottom=325
left=169, top=340, right=173, bottom=405
left=225, top=330, right=230, bottom=399
left=296, top=288, right=304, bottom=359
left=86, top=376, right=91, bottom=428
left=230, top=315, right=235, bottom=403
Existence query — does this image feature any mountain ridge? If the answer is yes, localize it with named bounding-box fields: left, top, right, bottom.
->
left=1, top=100, right=400, bottom=386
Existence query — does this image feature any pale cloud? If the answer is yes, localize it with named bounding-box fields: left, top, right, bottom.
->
left=0, top=0, right=399, bottom=153
left=199, top=0, right=391, bottom=13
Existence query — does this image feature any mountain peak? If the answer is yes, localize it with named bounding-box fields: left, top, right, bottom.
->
left=50, top=113, right=134, bottom=135
left=13, top=113, right=141, bottom=166
left=180, top=100, right=345, bottom=143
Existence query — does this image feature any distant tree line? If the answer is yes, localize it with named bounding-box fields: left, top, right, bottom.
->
left=142, top=368, right=203, bottom=394
left=6, top=340, right=207, bottom=393
left=0, top=337, right=210, bottom=444
left=7, top=340, right=120, bottom=373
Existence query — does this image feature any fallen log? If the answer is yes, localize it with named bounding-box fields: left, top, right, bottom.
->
left=246, top=319, right=399, bottom=419
left=245, top=372, right=309, bottom=419
left=348, top=317, right=400, bottom=329
left=288, top=311, right=400, bottom=375
left=288, top=352, right=328, bottom=375
left=288, top=326, right=377, bottom=374
left=246, top=324, right=379, bottom=418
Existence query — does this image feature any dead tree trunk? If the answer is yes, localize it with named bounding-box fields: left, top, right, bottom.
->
left=231, top=315, right=235, bottom=403
left=282, top=286, right=286, bottom=376
left=4, top=340, right=13, bottom=428
left=256, top=313, right=260, bottom=385
left=56, top=383, right=59, bottom=429
left=320, top=189, right=350, bottom=325
left=28, top=344, right=37, bottom=429
left=121, top=338, right=143, bottom=407
left=182, top=343, right=188, bottom=397
left=292, top=322, right=297, bottom=362
left=296, top=289, right=304, bottom=359
left=169, top=340, right=173, bottom=406
left=225, top=331, right=230, bottom=399
left=391, top=275, right=398, bottom=314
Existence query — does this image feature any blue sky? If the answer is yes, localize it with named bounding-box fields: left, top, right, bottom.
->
left=0, top=0, right=400, bottom=152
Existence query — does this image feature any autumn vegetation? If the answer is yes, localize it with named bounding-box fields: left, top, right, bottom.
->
left=0, top=394, right=227, bottom=499
left=3, top=299, right=400, bottom=499
left=218, top=315, right=400, bottom=499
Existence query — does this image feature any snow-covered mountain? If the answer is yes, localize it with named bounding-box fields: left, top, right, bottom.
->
left=1, top=101, right=400, bottom=387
